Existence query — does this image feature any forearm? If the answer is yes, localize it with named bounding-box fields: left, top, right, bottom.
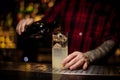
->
left=84, top=40, right=115, bottom=63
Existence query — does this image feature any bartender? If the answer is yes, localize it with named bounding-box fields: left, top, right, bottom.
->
left=16, top=0, right=119, bottom=70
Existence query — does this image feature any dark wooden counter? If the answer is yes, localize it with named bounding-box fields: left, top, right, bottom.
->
left=0, top=61, right=120, bottom=80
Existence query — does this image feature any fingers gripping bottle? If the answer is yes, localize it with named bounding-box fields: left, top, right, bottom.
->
left=21, top=20, right=57, bottom=39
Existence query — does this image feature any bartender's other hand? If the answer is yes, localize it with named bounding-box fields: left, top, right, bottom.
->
left=62, top=51, right=88, bottom=70
left=16, top=18, right=34, bottom=35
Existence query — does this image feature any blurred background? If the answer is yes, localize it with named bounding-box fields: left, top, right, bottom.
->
left=0, top=0, right=55, bottom=63
left=0, top=0, right=120, bottom=65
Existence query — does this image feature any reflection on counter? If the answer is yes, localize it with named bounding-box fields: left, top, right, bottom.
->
left=0, top=62, right=120, bottom=80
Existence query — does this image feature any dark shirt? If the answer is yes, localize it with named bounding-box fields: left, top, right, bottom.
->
left=42, top=0, right=119, bottom=53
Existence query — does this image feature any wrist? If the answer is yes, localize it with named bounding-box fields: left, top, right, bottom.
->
left=83, top=52, right=92, bottom=65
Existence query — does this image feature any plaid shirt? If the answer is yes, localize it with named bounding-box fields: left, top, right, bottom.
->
left=42, top=0, right=119, bottom=53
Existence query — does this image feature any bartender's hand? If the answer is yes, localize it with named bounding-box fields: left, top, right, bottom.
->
left=62, top=51, right=89, bottom=70
left=16, top=18, right=34, bottom=35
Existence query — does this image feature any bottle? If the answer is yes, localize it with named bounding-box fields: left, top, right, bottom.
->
left=21, top=21, right=58, bottom=39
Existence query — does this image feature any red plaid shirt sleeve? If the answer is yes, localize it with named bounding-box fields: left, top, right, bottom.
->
left=42, top=0, right=120, bottom=53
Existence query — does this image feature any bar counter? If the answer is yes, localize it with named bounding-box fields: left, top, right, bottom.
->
left=0, top=61, right=120, bottom=80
